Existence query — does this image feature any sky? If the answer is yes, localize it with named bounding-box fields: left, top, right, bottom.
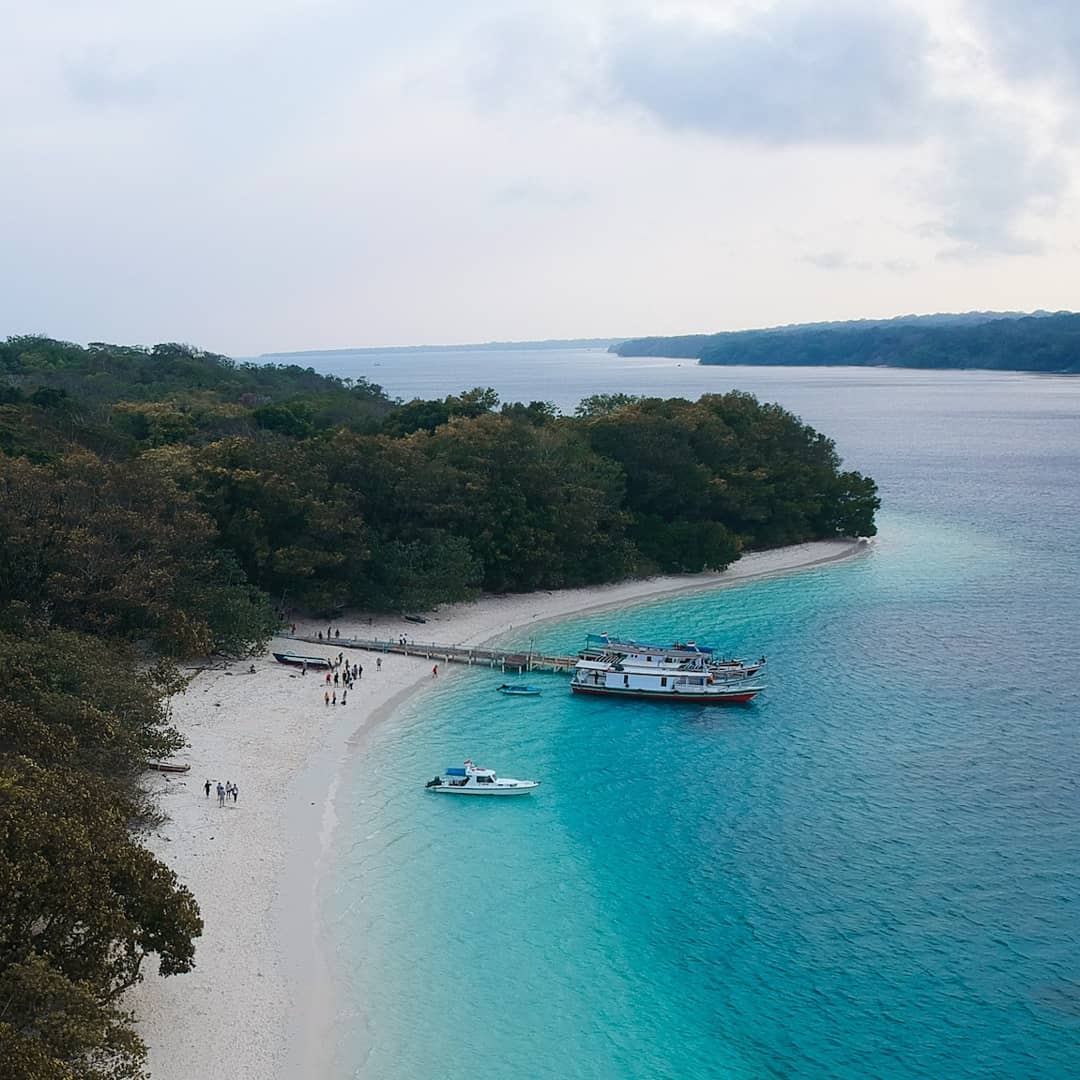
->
left=2, top=0, right=1079, bottom=355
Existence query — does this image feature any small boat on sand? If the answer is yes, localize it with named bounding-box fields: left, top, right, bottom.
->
left=148, top=761, right=191, bottom=773
left=404, top=614, right=427, bottom=624
left=425, top=760, right=540, bottom=796
left=273, top=652, right=333, bottom=669
left=497, top=684, right=542, bottom=696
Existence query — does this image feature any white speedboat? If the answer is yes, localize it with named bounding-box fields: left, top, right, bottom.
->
left=425, top=759, right=540, bottom=796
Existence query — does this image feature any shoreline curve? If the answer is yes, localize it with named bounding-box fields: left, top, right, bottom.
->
left=126, top=537, right=870, bottom=1080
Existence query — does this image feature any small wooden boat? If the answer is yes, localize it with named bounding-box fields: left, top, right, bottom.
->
left=148, top=761, right=191, bottom=773
left=497, top=684, right=543, bottom=696
left=273, top=652, right=333, bottom=669
left=403, top=614, right=427, bottom=624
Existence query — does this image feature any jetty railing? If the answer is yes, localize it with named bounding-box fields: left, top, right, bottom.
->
left=284, top=632, right=578, bottom=674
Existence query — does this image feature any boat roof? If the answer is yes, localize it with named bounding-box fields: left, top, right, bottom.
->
left=585, top=633, right=714, bottom=657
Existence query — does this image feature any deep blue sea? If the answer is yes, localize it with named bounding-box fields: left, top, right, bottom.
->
left=319, top=352, right=1080, bottom=1079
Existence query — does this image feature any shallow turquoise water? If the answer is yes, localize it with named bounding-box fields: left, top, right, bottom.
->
left=324, top=367, right=1080, bottom=1079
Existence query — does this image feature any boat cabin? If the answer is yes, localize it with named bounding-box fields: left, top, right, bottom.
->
left=443, top=763, right=498, bottom=787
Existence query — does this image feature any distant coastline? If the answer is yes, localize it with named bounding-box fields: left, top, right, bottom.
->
left=254, top=337, right=626, bottom=362
left=612, top=310, right=1080, bottom=374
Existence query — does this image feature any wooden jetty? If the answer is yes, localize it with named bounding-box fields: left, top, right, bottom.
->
left=286, top=633, right=578, bottom=675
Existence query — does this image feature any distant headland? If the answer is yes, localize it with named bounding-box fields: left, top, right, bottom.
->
left=612, top=310, right=1080, bottom=374
left=257, top=337, right=626, bottom=361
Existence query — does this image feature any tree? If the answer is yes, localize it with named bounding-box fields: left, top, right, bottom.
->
left=0, top=760, right=202, bottom=1079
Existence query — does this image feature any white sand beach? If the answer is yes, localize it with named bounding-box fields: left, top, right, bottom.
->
left=127, top=538, right=867, bottom=1079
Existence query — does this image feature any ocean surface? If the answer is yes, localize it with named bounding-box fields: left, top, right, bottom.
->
left=319, top=351, right=1080, bottom=1079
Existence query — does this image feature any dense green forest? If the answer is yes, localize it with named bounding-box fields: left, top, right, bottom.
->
left=614, top=311, right=1080, bottom=372
left=0, top=334, right=877, bottom=1077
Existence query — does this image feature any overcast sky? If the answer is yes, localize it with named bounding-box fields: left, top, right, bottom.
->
left=3, top=0, right=1079, bottom=354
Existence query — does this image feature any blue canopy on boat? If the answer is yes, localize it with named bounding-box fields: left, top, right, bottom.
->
left=445, top=768, right=467, bottom=776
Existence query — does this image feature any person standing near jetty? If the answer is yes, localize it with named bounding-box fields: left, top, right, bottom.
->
left=204, top=779, right=211, bottom=798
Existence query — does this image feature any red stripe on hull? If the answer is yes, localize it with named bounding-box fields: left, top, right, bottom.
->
left=570, top=684, right=760, bottom=704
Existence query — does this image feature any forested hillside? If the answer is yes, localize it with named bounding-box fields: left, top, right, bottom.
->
left=614, top=311, right=1080, bottom=372
left=0, top=334, right=877, bottom=1077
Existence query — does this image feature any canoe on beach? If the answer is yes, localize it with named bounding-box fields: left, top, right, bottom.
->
left=273, top=652, right=333, bottom=669
left=148, top=761, right=191, bottom=773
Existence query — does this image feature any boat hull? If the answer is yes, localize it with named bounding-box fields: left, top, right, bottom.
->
left=570, top=683, right=762, bottom=704
left=429, top=784, right=539, bottom=796
left=273, top=652, right=333, bottom=669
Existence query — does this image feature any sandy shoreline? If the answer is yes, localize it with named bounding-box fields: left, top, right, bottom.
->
left=127, top=538, right=868, bottom=1078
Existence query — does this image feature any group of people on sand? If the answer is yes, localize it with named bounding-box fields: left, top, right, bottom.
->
left=322, top=651, right=381, bottom=705
left=204, top=779, right=239, bottom=806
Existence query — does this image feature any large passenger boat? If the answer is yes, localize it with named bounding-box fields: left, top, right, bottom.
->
left=578, top=634, right=766, bottom=680
left=571, top=636, right=765, bottom=704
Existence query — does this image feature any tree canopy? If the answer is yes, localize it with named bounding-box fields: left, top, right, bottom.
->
left=613, top=311, right=1080, bottom=372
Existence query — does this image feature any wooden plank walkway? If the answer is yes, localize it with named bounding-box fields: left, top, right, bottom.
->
left=285, top=633, right=579, bottom=674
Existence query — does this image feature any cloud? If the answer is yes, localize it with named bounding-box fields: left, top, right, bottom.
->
left=607, top=2, right=934, bottom=144
left=800, top=252, right=916, bottom=273
left=65, top=59, right=158, bottom=107
left=801, top=251, right=871, bottom=271
left=491, top=180, right=591, bottom=208
left=966, top=0, right=1080, bottom=88
left=926, top=110, right=1068, bottom=257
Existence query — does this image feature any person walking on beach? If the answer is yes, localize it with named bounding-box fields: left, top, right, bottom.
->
left=301, top=660, right=307, bottom=676
left=341, top=689, right=347, bottom=705
left=335, top=628, right=340, bottom=639
left=217, top=782, right=225, bottom=807
left=325, top=671, right=331, bottom=685
left=432, top=664, right=438, bottom=678
left=357, top=663, right=363, bottom=680
left=204, top=779, right=211, bottom=798
left=332, top=690, right=337, bottom=705
left=318, top=630, right=323, bottom=641
left=376, top=657, right=381, bottom=672
left=325, top=690, right=330, bottom=706
left=232, top=784, right=239, bottom=803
